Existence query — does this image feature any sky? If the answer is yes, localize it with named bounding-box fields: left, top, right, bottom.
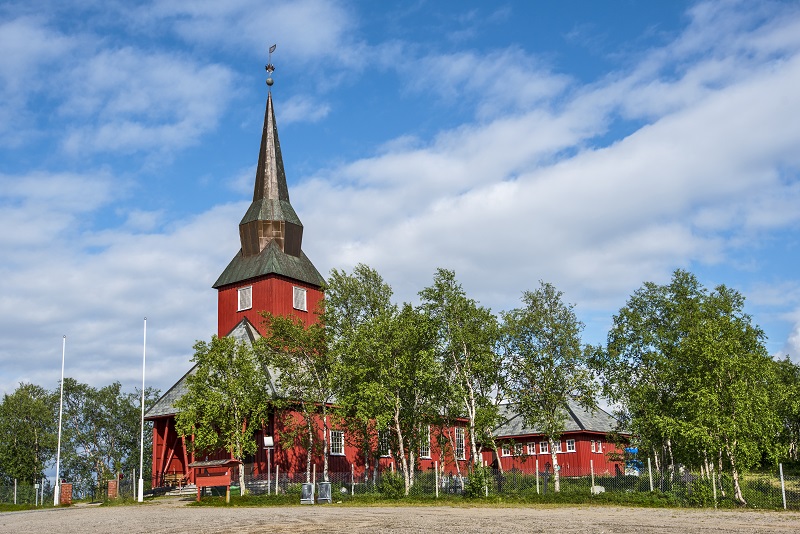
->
left=2, top=0, right=800, bottom=398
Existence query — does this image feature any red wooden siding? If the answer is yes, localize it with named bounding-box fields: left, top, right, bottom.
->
left=217, top=274, right=323, bottom=336
left=481, top=432, right=625, bottom=477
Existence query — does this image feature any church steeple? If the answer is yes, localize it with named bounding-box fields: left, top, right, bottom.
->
left=213, top=57, right=324, bottom=295
left=238, top=89, right=303, bottom=257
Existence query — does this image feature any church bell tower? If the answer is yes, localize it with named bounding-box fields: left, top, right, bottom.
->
left=213, top=62, right=324, bottom=338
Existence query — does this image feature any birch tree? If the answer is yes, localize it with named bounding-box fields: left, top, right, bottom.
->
left=175, top=336, right=270, bottom=493
left=256, top=312, right=334, bottom=482
left=419, top=269, right=503, bottom=468
left=502, top=281, right=597, bottom=492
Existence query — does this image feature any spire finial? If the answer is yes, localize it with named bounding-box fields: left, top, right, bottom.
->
left=265, top=44, right=276, bottom=87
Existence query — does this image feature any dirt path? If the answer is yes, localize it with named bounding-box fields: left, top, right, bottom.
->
left=2, top=498, right=800, bottom=533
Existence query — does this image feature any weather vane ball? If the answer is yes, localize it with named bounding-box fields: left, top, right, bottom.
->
left=266, top=43, right=277, bottom=86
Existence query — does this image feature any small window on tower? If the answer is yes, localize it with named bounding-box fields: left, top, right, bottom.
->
left=293, top=286, right=307, bottom=311
left=238, top=286, right=252, bottom=311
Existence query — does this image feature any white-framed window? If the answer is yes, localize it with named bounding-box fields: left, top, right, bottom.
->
left=293, top=286, right=307, bottom=311
left=238, top=286, right=252, bottom=311
left=595, top=440, right=603, bottom=453
left=419, top=425, right=431, bottom=459
left=526, top=442, right=537, bottom=456
left=566, top=439, right=576, bottom=453
left=379, top=429, right=391, bottom=457
left=514, top=443, right=524, bottom=457
left=590, top=440, right=596, bottom=453
left=455, top=427, right=465, bottom=460
left=554, top=441, right=563, bottom=453
left=502, top=444, right=511, bottom=457
left=330, top=430, right=344, bottom=456
left=539, top=441, right=549, bottom=454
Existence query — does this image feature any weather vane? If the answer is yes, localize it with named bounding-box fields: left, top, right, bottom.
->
left=266, top=44, right=276, bottom=86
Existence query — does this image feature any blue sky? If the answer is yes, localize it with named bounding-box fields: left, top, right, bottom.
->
left=2, top=0, right=800, bottom=396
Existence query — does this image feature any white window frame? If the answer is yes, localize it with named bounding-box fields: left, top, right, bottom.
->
left=595, top=440, right=603, bottom=453
left=455, top=427, right=465, bottom=460
left=539, top=441, right=548, bottom=454
left=293, top=286, right=307, bottom=311
left=237, top=286, right=252, bottom=311
left=501, top=444, right=511, bottom=457
left=379, top=429, right=391, bottom=457
left=554, top=441, right=563, bottom=453
left=526, top=442, right=537, bottom=456
left=590, top=440, right=596, bottom=453
left=330, top=430, right=344, bottom=456
left=514, top=443, right=524, bottom=457
left=419, top=425, right=431, bottom=459
left=566, top=439, right=576, bottom=453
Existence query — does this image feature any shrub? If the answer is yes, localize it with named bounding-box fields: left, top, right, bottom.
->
left=377, top=472, right=405, bottom=499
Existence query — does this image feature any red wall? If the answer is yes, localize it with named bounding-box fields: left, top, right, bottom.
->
left=481, top=432, right=624, bottom=477
left=217, top=274, right=323, bottom=336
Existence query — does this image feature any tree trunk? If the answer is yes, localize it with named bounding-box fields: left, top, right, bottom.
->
left=393, top=399, right=411, bottom=496
left=549, top=438, right=560, bottom=492
left=492, top=442, right=504, bottom=474
left=725, top=438, right=746, bottom=505
left=322, top=412, right=329, bottom=482
left=305, top=416, right=313, bottom=484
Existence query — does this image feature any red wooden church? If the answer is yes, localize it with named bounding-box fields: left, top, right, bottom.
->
left=145, top=71, right=622, bottom=490
left=144, top=76, right=471, bottom=488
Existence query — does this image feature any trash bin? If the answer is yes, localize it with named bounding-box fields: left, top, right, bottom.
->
left=300, top=482, right=314, bottom=504
left=317, top=482, right=332, bottom=504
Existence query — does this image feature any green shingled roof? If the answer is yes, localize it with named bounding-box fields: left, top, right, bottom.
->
left=240, top=198, right=302, bottom=227
left=213, top=239, right=325, bottom=289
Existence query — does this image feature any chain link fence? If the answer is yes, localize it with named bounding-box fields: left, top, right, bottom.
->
left=241, top=464, right=800, bottom=509
left=0, top=479, right=53, bottom=506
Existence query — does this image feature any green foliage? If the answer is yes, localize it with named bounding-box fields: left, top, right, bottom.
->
left=686, top=478, right=715, bottom=507
left=0, top=383, right=56, bottom=484
left=501, top=281, right=597, bottom=491
left=60, top=379, right=159, bottom=498
left=420, top=269, right=503, bottom=466
left=463, top=466, right=491, bottom=498
left=257, top=312, right=334, bottom=481
left=377, top=471, right=406, bottom=499
left=323, top=264, right=442, bottom=495
left=595, top=269, right=782, bottom=505
left=175, top=336, right=270, bottom=468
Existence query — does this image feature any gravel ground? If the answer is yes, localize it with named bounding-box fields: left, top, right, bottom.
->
left=3, top=497, right=800, bottom=533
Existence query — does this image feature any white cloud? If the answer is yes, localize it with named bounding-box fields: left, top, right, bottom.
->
left=59, top=48, right=235, bottom=155
left=280, top=94, right=331, bottom=124
left=147, top=0, right=358, bottom=65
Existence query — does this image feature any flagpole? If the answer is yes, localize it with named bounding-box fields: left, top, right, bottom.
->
left=138, top=317, right=147, bottom=502
left=53, top=335, right=66, bottom=506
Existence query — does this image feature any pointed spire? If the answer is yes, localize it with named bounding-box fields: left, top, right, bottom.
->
left=238, top=76, right=304, bottom=258
left=252, top=92, right=290, bottom=204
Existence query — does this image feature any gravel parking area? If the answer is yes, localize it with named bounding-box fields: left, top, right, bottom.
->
left=3, top=497, right=800, bottom=533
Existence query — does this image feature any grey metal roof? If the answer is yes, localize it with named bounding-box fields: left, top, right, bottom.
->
left=493, top=400, right=620, bottom=438
left=145, top=365, right=197, bottom=419
left=145, top=318, right=282, bottom=419
left=212, top=240, right=325, bottom=289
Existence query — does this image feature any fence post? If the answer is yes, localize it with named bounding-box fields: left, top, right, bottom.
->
left=590, top=460, right=595, bottom=496
left=780, top=463, right=787, bottom=510
left=648, top=458, right=654, bottom=492
left=435, top=461, right=439, bottom=499
left=351, top=463, right=354, bottom=495
left=276, top=464, right=279, bottom=494
left=14, top=479, right=17, bottom=505
left=536, top=458, right=540, bottom=495
left=133, top=468, right=136, bottom=500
